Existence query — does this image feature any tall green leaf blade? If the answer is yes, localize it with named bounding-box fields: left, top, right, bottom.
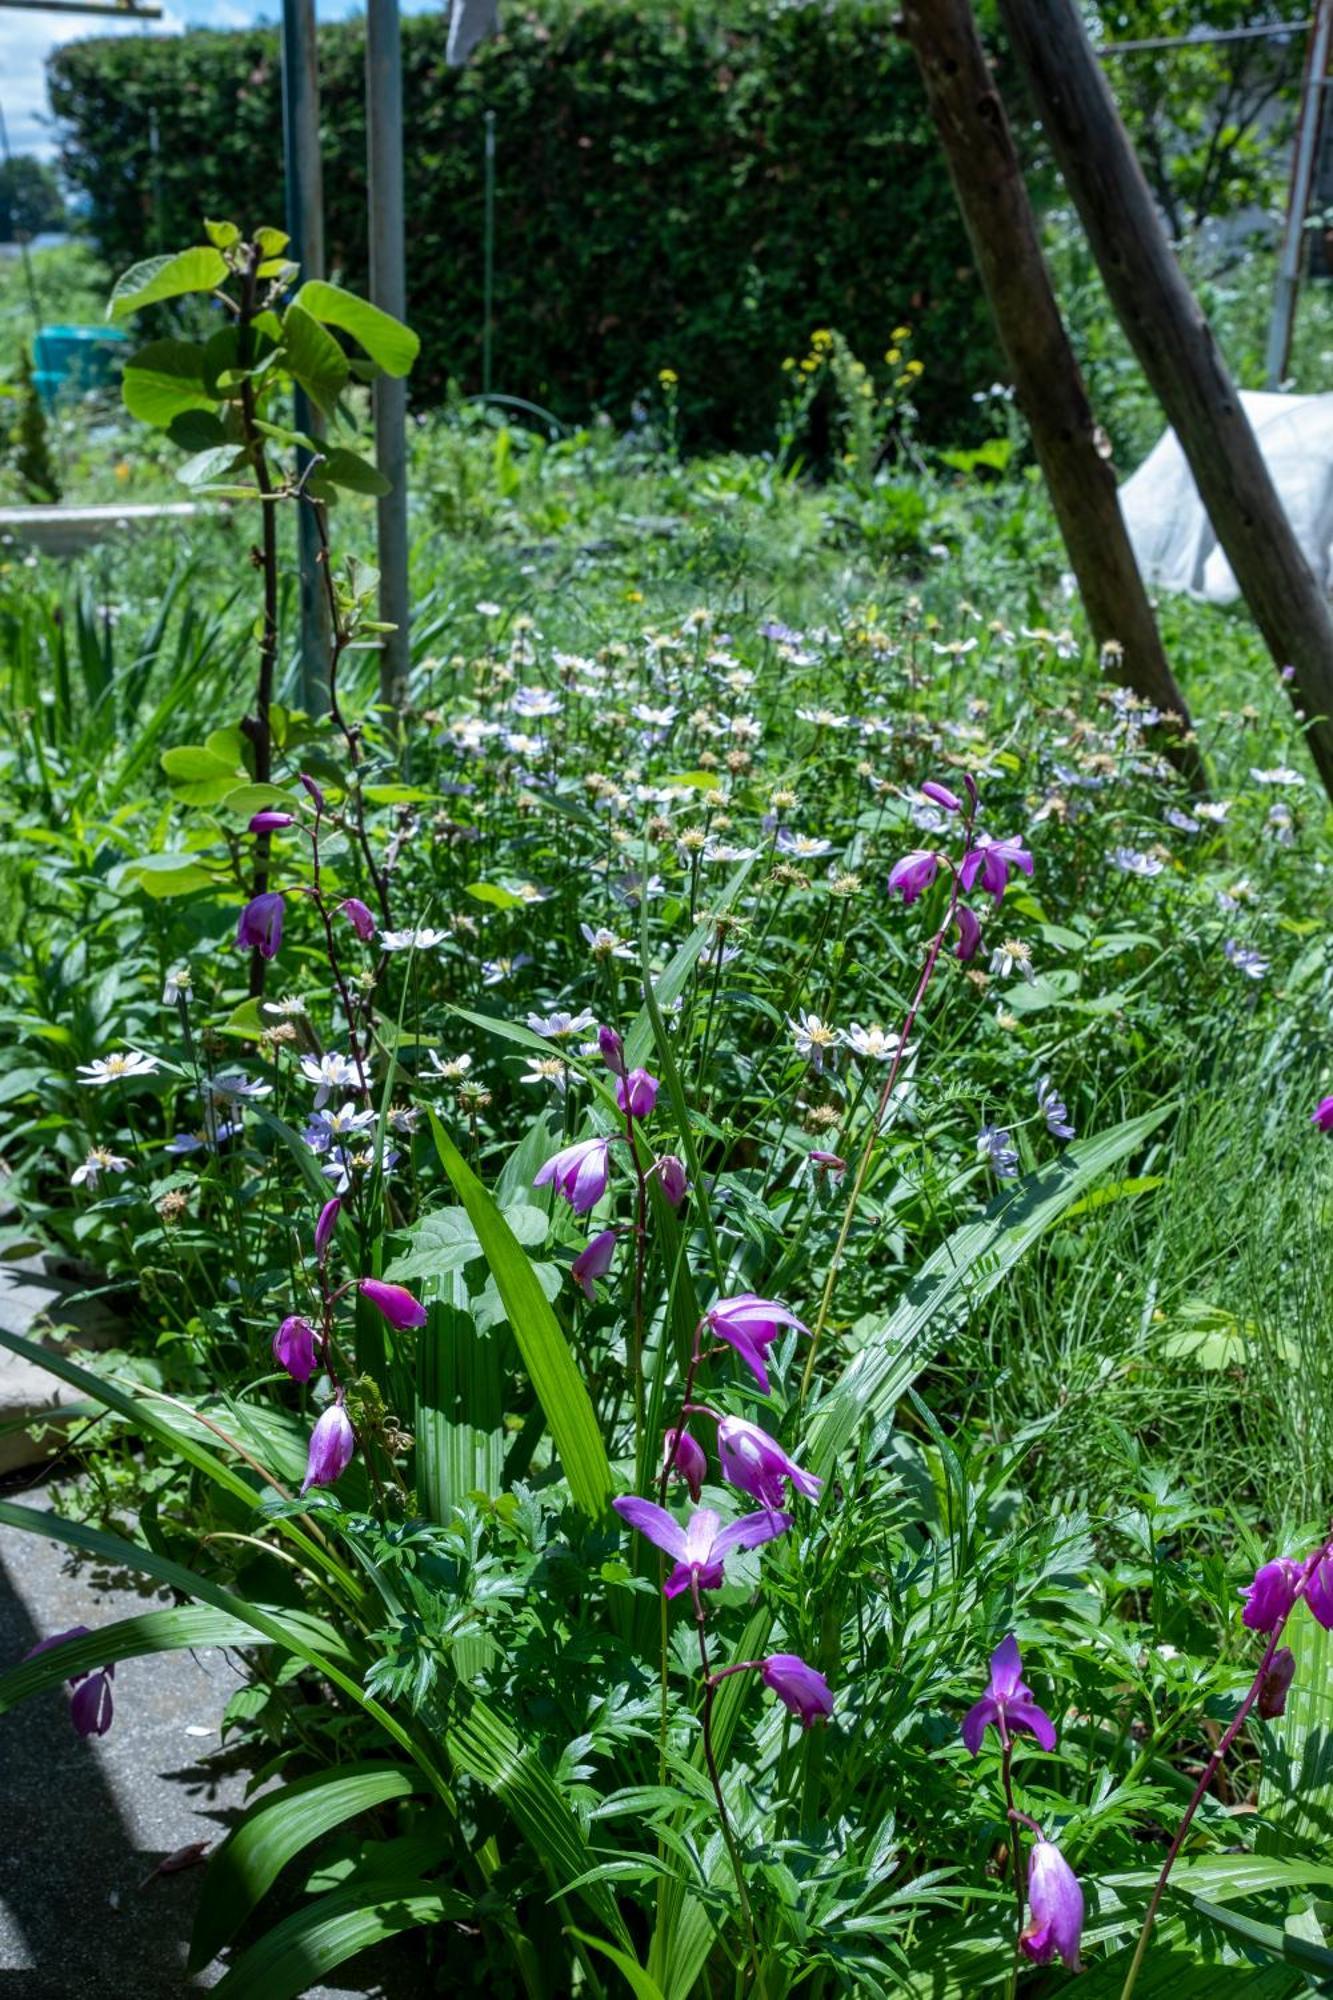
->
left=806, top=1104, right=1174, bottom=1477
left=211, top=1881, right=465, bottom=1999
left=428, top=1114, right=611, bottom=1518
left=190, top=1763, right=423, bottom=1972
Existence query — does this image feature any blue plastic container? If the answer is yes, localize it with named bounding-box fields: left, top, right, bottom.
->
left=32, top=323, right=131, bottom=408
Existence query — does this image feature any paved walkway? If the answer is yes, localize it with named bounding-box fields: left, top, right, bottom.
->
left=0, top=1477, right=426, bottom=1997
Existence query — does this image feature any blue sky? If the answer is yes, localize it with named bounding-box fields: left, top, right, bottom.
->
left=2, top=1, right=440, bottom=160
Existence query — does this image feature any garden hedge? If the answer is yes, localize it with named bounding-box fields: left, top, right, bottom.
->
left=49, top=1, right=999, bottom=447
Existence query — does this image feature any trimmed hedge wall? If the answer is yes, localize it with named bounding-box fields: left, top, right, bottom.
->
left=49, top=2, right=998, bottom=447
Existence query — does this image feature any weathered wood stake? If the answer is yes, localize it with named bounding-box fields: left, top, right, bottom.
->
left=900, top=0, right=1202, bottom=784
left=1000, top=0, right=1333, bottom=801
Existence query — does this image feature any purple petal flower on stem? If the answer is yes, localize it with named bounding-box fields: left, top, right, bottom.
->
left=314, top=1196, right=341, bottom=1263
left=953, top=903, right=982, bottom=961
left=959, top=834, right=1034, bottom=905
left=761, top=1653, right=834, bottom=1727
left=237, top=891, right=284, bottom=959
left=534, top=1136, right=612, bottom=1215
left=358, top=1278, right=427, bottom=1330
left=611, top=1495, right=791, bottom=1598
left=1020, top=1839, right=1083, bottom=1972
left=248, top=810, right=295, bottom=833
left=1258, top=1646, right=1297, bottom=1719
left=23, top=1624, right=93, bottom=1664
left=663, top=1427, right=707, bottom=1502
left=617, top=1068, right=659, bottom=1119
left=339, top=897, right=376, bottom=942
left=571, top=1228, right=617, bottom=1303
left=273, top=1315, right=320, bottom=1383
left=716, top=1415, right=822, bottom=1510
left=960, top=1634, right=1057, bottom=1754
left=70, top=1668, right=115, bottom=1738
left=301, top=1399, right=355, bottom=1493
left=598, top=1025, right=626, bottom=1076
left=705, top=1293, right=810, bottom=1394
left=1241, top=1557, right=1302, bottom=1632
left=887, top=850, right=940, bottom=905
left=921, top=780, right=963, bottom=813
left=1305, top=1556, right=1333, bottom=1630
left=1313, top=1097, right=1333, bottom=1134
left=300, top=772, right=326, bottom=810
left=656, top=1154, right=688, bottom=1206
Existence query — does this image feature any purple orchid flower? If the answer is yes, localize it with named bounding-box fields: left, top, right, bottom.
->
left=358, top=1278, right=427, bottom=1330
left=761, top=1653, right=834, bottom=1727
left=887, top=850, right=940, bottom=905
left=705, top=1294, right=810, bottom=1394
left=961, top=1634, right=1057, bottom=1754
left=314, top=1196, right=341, bottom=1263
left=1258, top=1646, right=1297, bottom=1719
left=716, top=1414, right=822, bottom=1510
left=340, top=897, right=377, bottom=942
left=598, top=1025, right=626, bottom=1076
left=616, top=1067, right=659, bottom=1119
left=953, top=903, right=982, bottom=960
left=248, top=810, right=295, bottom=833
left=611, top=1495, right=791, bottom=1598
left=1304, top=1555, right=1333, bottom=1629
left=1313, top=1096, right=1333, bottom=1134
left=273, top=1315, right=320, bottom=1383
left=663, top=1427, right=707, bottom=1502
left=656, top=1154, right=688, bottom=1206
left=959, top=833, right=1033, bottom=904
left=534, top=1135, right=613, bottom=1214
left=1242, top=1557, right=1302, bottom=1632
left=1020, top=1839, right=1083, bottom=1971
left=300, top=772, right=326, bottom=809
left=24, top=1629, right=115, bottom=1738
left=571, top=1227, right=617, bottom=1302
left=921, top=780, right=963, bottom=813
left=301, top=1400, right=355, bottom=1493
left=237, top=890, right=284, bottom=958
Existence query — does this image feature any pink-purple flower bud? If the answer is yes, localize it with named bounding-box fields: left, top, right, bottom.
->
left=314, top=1196, right=341, bottom=1263
left=921, top=779, right=962, bottom=813
left=656, top=1154, right=688, bottom=1206
left=616, top=1067, right=659, bottom=1119
left=236, top=890, right=284, bottom=959
left=571, top=1227, right=617, bottom=1303
left=809, top=1150, right=846, bottom=1177
left=339, top=897, right=376, bottom=942
left=1306, top=1555, right=1333, bottom=1629
left=301, top=1400, right=355, bottom=1493
left=716, top=1414, right=822, bottom=1510
left=1241, top=1557, right=1302, bottom=1633
left=248, top=810, right=296, bottom=833
left=598, top=1024, right=626, bottom=1076
left=69, top=1667, right=115, bottom=1738
left=953, top=903, right=982, bottom=961
left=1258, top=1646, right=1296, bottom=1719
left=761, top=1653, right=834, bottom=1727
left=300, top=772, right=326, bottom=810
left=358, top=1278, right=428, bottom=1330
left=1313, top=1096, right=1333, bottom=1134
left=273, top=1314, right=320, bottom=1383
left=1019, top=1840, right=1083, bottom=1971
left=663, top=1426, right=707, bottom=1502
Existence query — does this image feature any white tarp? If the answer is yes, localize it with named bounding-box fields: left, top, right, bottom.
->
left=1119, top=391, right=1333, bottom=603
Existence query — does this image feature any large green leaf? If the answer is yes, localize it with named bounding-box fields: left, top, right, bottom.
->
left=428, top=1114, right=612, bottom=1518
left=279, top=301, right=349, bottom=415
left=108, top=245, right=228, bottom=320
left=190, top=1762, right=423, bottom=1972
left=1260, top=1601, right=1333, bottom=1854
left=211, top=1880, right=466, bottom=1999
left=291, top=280, right=419, bottom=376
left=805, top=1103, right=1175, bottom=1477
left=121, top=339, right=216, bottom=428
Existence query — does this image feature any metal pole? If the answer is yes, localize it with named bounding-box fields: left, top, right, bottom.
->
left=1266, top=0, right=1333, bottom=386
left=365, top=0, right=411, bottom=714
left=483, top=107, right=496, bottom=395
left=281, top=0, right=331, bottom=716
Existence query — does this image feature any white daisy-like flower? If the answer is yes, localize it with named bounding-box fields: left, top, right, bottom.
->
left=846, top=1023, right=906, bottom=1063
left=75, top=1051, right=161, bottom=1086
left=70, top=1147, right=130, bottom=1188
left=580, top=924, right=635, bottom=961
left=989, top=939, right=1035, bottom=984
left=527, top=1008, right=596, bottom=1040
left=380, top=927, right=449, bottom=951
left=520, top=1055, right=569, bottom=1095
left=426, top=1051, right=472, bottom=1081
left=300, top=1052, right=363, bottom=1108
left=1249, top=766, right=1304, bottom=787
left=789, top=1012, right=842, bottom=1072
left=209, top=1071, right=273, bottom=1104
left=162, top=967, right=191, bottom=1006
left=776, top=830, right=834, bottom=860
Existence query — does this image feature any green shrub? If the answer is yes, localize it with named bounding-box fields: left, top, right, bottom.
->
left=49, top=0, right=998, bottom=447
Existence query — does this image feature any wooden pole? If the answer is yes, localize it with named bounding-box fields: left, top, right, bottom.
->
left=1000, top=0, right=1333, bottom=801
left=1266, top=0, right=1333, bottom=387
left=899, top=0, right=1202, bottom=781
left=281, top=0, right=331, bottom=717
left=366, top=0, right=411, bottom=714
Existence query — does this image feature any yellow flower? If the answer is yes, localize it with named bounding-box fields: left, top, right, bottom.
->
left=658, top=367, right=678, bottom=387
left=781, top=356, right=796, bottom=371
left=892, top=324, right=911, bottom=341
left=884, top=348, right=901, bottom=365
left=905, top=359, right=924, bottom=377
left=114, top=461, right=131, bottom=482
left=625, top=588, right=644, bottom=605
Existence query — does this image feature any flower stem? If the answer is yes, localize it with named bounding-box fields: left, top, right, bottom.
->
left=693, top=1583, right=764, bottom=1995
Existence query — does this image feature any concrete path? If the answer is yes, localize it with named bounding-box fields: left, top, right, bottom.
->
left=0, top=1477, right=429, bottom=1997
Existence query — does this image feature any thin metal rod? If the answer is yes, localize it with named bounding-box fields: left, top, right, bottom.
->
left=365, top=0, right=410, bottom=715
left=0, top=1, right=161, bottom=15
left=281, top=0, right=331, bottom=716
left=1266, top=0, right=1333, bottom=385
left=1100, top=19, right=1311, bottom=54
left=483, top=107, right=496, bottom=396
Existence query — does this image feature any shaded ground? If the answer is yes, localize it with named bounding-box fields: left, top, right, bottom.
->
left=0, top=1475, right=430, bottom=1997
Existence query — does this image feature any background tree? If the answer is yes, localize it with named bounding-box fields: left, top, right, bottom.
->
left=0, top=157, right=66, bottom=244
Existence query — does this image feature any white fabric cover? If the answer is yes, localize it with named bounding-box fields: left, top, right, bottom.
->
left=447, top=0, right=499, bottom=67
left=1119, top=391, right=1333, bottom=603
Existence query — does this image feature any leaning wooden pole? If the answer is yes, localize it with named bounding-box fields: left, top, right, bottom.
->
left=900, top=0, right=1202, bottom=785
left=1000, top=0, right=1333, bottom=801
